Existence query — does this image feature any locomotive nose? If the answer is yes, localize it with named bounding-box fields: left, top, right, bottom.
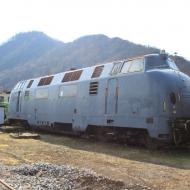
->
left=168, top=72, right=190, bottom=145
left=178, top=72, right=190, bottom=116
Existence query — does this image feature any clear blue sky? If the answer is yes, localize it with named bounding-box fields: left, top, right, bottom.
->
left=0, top=0, right=189, bottom=59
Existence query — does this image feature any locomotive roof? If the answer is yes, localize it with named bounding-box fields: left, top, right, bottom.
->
left=12, top=53, right=165, bottom=91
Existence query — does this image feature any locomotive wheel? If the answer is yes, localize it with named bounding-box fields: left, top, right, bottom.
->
left=172, top=128, right=182, bottom=146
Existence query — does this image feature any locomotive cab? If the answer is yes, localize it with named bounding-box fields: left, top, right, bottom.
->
left=144, top=53, right=190, bottom=145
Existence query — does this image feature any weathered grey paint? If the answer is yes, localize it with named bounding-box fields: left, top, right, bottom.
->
left=8, top=54, right=190, bottom=143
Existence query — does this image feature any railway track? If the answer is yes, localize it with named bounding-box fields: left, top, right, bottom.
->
left=0, top=179, right=15, bottom=190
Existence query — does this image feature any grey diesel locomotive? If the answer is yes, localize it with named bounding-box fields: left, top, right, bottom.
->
left=8, top=53, right=190, bottom=148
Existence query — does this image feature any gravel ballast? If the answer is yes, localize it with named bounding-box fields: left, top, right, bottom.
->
left=0, top=163, right=154, bottom=190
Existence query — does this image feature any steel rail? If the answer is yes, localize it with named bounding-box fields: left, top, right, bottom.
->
left=0, top=179, right=15, bottom=190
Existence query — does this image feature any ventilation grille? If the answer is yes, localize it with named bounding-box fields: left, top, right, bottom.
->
left=89, top=81, right=99, bottom=95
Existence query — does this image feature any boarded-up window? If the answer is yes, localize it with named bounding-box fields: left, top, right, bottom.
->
left=71, top=70, right=83, bottom=81
left=91, top=66, right=104, bottom=78
left=62, top=70, right=83, bottom=82
left=89, top=81, right=99, bottom=95
left=27, top=80, right=34, bottom=88
left=59, top=85, right=77, bottom=97
left=35, top=88, right=49, bottom=99
left=62, top=73, right=72, bottom=82
left=38, top=76, right=53, bottom=86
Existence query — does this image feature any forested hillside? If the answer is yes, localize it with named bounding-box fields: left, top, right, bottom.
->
left=0, top=31, right=189, bottom=90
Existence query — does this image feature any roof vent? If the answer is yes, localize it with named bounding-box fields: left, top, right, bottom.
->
left=160, top=49, right=166, bottom=54
left=69, top=67, right=77, bottom=71
left=160, top=50, right=168, bottom=60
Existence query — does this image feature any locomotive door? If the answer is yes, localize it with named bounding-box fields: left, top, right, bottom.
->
left=16, top=91, right=22, bottom=113
left=106, top=78, right=118, bottom=115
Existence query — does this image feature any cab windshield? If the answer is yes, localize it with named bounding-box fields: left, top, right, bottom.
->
left=145, top=55, right=179, bottom=71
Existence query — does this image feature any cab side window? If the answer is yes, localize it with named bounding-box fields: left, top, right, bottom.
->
left=121, top=62, right=132, bottom=73
left=121, top=59, right=144, bottom=73
left=110, top=62, right=123, bottom=75
left=128, top=60, right=144, bottom=73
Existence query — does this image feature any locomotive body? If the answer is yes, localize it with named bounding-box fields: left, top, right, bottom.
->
left=8, top=53, right=190, bottom=146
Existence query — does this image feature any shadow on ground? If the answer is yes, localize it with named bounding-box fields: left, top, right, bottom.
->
left=1, top=125, right=189, bottom=170
left=38, top=132, right=190, bottom=170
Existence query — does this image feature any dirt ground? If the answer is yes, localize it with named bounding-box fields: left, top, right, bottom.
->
left=0, top=130, right=190, bottom=190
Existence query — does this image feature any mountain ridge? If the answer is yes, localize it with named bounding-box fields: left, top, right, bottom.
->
left=0, top=31, right=189, bottom=90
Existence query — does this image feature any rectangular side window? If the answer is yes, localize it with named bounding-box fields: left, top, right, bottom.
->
left=128, top=59, right=144, bottom=73
left=38, top=76, right=53, bottom=86
left=121, top=59, right=144, bottom=73
left=70, top=70, right=83, bottom=81
left=89, top=81, right=99, bottom=95
left=59, top=85, right=77, bottom=97
left=62, top=73, right=72, bottom=82
left=62, top=70, right=83, bottom=82
left=35, top=88, right=49, bottom=99
left=91, top=66, right=104, bottom=78
left=27, top=80, right=34, bottom=88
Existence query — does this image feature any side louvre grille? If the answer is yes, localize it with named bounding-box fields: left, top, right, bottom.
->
left=89, top=81, right=98, bottom=95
